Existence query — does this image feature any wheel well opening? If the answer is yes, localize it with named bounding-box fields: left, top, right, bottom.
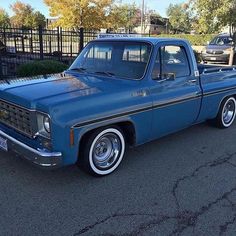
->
left=116, top=121, right=136, bottom=147
left=219, top=95, right=236, bottom=109
left=79, top=122, right=136, bottom=157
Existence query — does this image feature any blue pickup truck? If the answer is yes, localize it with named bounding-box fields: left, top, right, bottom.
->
left=1, top=37, right=236, bottom=176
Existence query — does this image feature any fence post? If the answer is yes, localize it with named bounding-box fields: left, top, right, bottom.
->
left=60, top=27, right=63, bottom=60
left=79, top=27, right=84, bottom=53
left=30, top=28, right=33, bottom=53
left=70, top=31, right=73, bottom=58
left=57, top=27, right=60, bottom=61
left=21, top=34, right=25, bottom=53
left=0, top=55, right=3, bottom=79
left=49, top=39, right=52, bottom=55
left=3, top=27, right=6, bottom=46
left=14, top=35, right=17, bottom=53
left=38, top=25, right=44, bottom=60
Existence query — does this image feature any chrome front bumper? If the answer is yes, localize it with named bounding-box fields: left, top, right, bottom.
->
left=0, top=130, right=62, bottom=168
left=201, top=53, right=230, bottom=63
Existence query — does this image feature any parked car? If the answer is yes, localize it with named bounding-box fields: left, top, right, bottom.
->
left=201, top=34, right=234, bottom=64
left=1, top=37, right=236, bottom=176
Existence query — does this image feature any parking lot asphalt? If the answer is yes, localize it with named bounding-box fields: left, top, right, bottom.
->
left=1, top=122, right=236, bottom=236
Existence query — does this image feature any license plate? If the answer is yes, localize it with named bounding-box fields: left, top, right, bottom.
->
left=0, top=136, right=8, bottom=151
left=210, top=57, right=217, bottom=60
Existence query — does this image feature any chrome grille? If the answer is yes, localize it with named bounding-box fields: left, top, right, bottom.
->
left=206, top=50, right=223, bottom=55
left=0, top=100, right=33, bottom=137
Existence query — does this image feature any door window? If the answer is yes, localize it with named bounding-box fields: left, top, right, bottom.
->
left=152, top=45, right=190, bottom=80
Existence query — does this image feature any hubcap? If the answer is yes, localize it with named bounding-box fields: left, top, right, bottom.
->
left=223, top=99, right=235, bottom=124
left=92, top=133, right=121, bottom=170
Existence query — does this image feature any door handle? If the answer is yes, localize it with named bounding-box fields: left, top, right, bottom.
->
left=188, top=79, right=197, bottom=83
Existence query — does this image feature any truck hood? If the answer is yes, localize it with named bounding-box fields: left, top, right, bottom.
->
left=0, top=72, right=133, bottom=111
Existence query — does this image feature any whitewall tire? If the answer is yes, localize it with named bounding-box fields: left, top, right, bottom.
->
left=214, top=97, right=236, bottom=128
left=80, top=127, right=126, bottom=176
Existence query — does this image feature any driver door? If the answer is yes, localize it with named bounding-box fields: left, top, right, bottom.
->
left=150, top=43, right=202, bottom=139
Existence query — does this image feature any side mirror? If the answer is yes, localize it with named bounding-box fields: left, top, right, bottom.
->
left=152, top=73, right=161, bottom=80
left=153, top=73, right=176, bottom=81
left=163, top=73, right=176, bottom=81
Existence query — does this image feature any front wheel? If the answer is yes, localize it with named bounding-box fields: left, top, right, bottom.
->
left=213, top=97, right=236, bottom=128
left=80, top=127, right=126, bottom=176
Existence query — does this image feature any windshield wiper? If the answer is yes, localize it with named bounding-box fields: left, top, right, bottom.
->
left=94, top=71, right=115, bottom=77
left=69, top=67, right=87, bottom=73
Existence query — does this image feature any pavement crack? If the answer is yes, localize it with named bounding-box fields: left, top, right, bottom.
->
left=74, top=152, right=236, bottom=236
left=219, top=197, right=236, bottom=236
left=168, top=187, right=236, bottom=236
left=226, top=161, right=236, bottom=168
left=219, top=215, right=236, bottom=236
left=172, top=152, right=236, bottom=208
left=129, top=187, right=236, bottom=236
left=73, top=213, right=157, bottom=235
left=74, top=187, right=236, bottom=236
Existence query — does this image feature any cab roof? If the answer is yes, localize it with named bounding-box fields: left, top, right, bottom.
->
left=93, top=37, right=189, bottom=45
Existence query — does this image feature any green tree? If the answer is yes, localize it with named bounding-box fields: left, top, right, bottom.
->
left=10, top=1, right=46, bottom=28
left=31, top=11, right=46, bottom=27
left=190, top=0, right=236, bottom=33
left=166, top=3, right=192, bottom=33
left=108, top=3, right=139, bottom=32
left=44, top=0, right=113, bottom=30
left=0, top=8, right=10, bottom=27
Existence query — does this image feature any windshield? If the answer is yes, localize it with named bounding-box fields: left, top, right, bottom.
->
left=69, top=41, right=152, bottom=80
left=209, top=36, right=233, bottom=46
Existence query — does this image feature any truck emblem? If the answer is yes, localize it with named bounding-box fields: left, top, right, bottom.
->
left=0, top=109, right=10, bottom=119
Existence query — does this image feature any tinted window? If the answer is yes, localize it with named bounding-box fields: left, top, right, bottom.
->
left=152, top=45, right=190, bottom=80
left=122, top=45, right=150, bottom=62
left=70, top=41, right=152, bottom=80
left=87, top=45, right=112, bottom=60
left=210, top=36, right=233, bottom=45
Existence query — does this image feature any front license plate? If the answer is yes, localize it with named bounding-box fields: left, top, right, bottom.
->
left=210, top=57, right=217, bottom=60
left=0, top=136, right=8, bottom=151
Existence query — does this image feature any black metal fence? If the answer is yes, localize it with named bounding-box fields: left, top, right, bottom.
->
left=0, top=26, right=98, bottom=78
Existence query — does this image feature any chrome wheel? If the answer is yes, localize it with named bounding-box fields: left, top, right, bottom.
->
left=221, top=97, right=236, bottom=127
left=93, top=133, right=121, bottom=170
left=88, top=128, right=125, bottom=175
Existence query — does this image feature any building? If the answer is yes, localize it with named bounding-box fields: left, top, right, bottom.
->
left=134, top=14, right=168, bottom=34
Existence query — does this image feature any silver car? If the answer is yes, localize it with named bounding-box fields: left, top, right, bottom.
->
left=201, top=34, right=234, bottom=64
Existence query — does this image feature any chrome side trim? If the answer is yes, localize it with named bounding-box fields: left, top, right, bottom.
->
left=204, top=86, right=236, bottom=97
left=72, top=95, right=201, bottom=129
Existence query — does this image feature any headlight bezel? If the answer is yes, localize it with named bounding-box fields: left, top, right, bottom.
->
left=43, top=116, right=51, bottom=133
left=35, top=112, right=51, bottom=139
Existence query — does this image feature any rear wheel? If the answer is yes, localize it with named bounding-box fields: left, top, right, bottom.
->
left=80, top=127, right=126, bottom=176
left=212, top=97, right=236, bottom=128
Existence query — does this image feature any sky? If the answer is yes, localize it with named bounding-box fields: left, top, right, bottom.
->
left=0, top=0, right=184, bottom=18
